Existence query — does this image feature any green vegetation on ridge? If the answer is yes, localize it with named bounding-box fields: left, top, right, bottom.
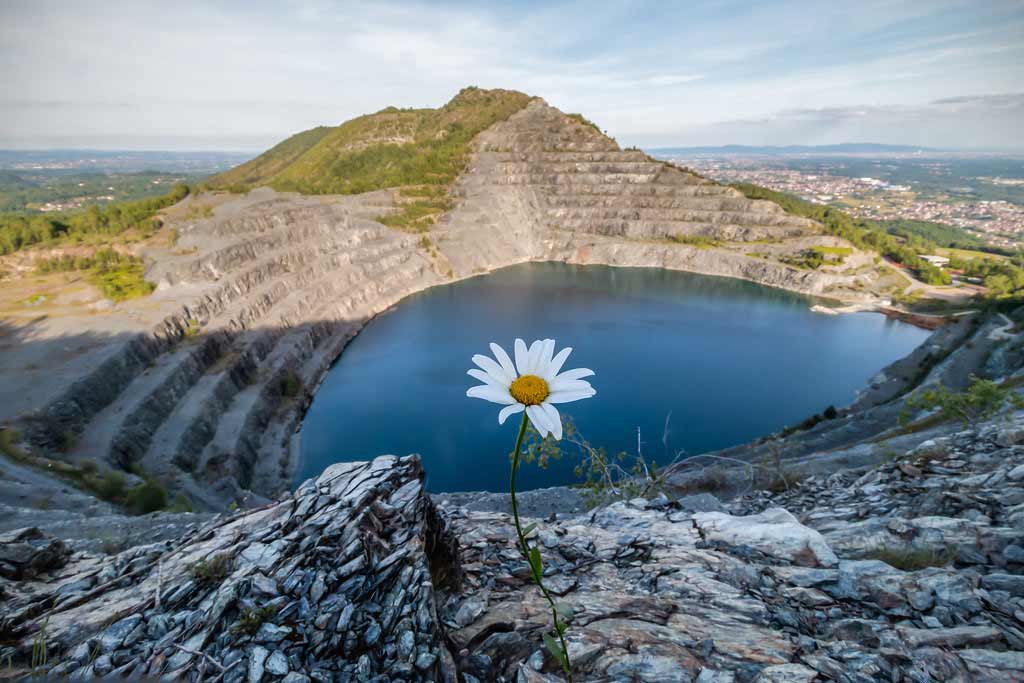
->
left=209, top=126, right=333, bottom=192
left=0, top=171, right=196, bottom=213
left=209, top=87, right=533, bottom=230
left=0, top=183, right=189, bottom=255
left=877, top=218, right=1010, bottom=255
left=734, top=183, right=1024, bottom=299
left=732, top=183, right=951, bottom=285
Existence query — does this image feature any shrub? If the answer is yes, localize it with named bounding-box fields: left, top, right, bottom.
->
left=565, top=113, right=602, bottom=133
left=190, top=553, right=232, bottom=584
left=89, top=262, right=155, bottom=301
left=35, top=248, right=155, bottom=302
left=125, top=480, right=168, bottom=514
left=54, top=430, right=77, bottom=452
left=781, top=249, right=825, bottom=270
left=93, top=470, right=127, bottom=502
left=233, top=605, right=277, bottom=635
left=183, top=318, right=201, bottom=338
left=0, top=427, right=30, bottom=462
left=281, top=371, right=301, bottom=398
left=519, top=416, right=684, bottom=506
left=903, top=375, right=1024, bottom=427
left=170, top=493, right=194, bottom=513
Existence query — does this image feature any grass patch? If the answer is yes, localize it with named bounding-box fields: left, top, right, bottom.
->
left=671, top=234, right=720, bottom=249
left=936, top=246, right=1008, bottom=262
left=183, top=318, right=201, bottom=338
left=87, top=262, right=154, bottom=301
left=811, top=245, right=853, bottom=256
left=377, top=197, right=453, bottom=232
left=864, top=544, right=955, bottom=570
left=35, top=247, right=155, bottom=301
left=184, top=204, right=214, bottom=220
left=565, top=113, right=602, bottom=133
left=399, top=185, right=448, bottom=198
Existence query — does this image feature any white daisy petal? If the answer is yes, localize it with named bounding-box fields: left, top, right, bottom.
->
left=467, top=385, right=516, bottom=405
left=514, top=338, right=530, bottom=375
left=472, top=354, right=512, bottom=386
left=467, top=368, right=507, bottom=390
left=490, top=343, right=517, bottom=380
left=544, top=346, right=572, bottom=380
left=554, top=367, right=594, bottom=382
left=526, top=405, right=550, bottom=437
left=540, top=402, right=563, bottom=440
left=539, top=339, right=556, bottom=377
left=546, top=389, right=596, bottom=404
left=537, top=402, right=558, bottom=437
left=498, top=403, right=525, bottom=425
left=526, top=340, right=544, bottom=375
left=548, top=378, right=595, bottom=393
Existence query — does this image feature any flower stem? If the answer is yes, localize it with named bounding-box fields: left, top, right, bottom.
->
left=509, top=412, right=574, bottom=681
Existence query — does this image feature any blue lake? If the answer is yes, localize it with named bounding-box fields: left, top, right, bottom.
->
left=298, top=262, right=930, bottom=492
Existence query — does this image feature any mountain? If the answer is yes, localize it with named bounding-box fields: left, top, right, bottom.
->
left=649, top=143, right=940, bottom=156
left=209, top=87, right=532, bottom=194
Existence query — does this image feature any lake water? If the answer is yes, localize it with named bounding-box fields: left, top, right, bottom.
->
left=298, top=262, right=930, bottom=492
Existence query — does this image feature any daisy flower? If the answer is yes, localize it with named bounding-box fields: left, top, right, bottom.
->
left=466, top=338, right=596, bottom=440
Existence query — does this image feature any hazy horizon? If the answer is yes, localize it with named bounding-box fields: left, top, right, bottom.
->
left=2, top=0, right=1023, bottom=151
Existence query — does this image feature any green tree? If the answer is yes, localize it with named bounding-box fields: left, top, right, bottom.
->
left=904, top=375, right=1024, bottom=427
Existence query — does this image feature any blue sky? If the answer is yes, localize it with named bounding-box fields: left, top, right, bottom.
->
left=1, top=0, right=1022, bottom=150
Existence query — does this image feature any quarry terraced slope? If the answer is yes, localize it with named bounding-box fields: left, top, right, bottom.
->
left=7, top=97, right=894, bottom=512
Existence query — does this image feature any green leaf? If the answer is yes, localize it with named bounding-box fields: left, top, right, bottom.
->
left=554, top=602, right=574, bottom=621
left=529, top=546, right=543, bottom=580
left=543, top=632, right=567, bottom=668
left=521, top=522, right=538, bottom=537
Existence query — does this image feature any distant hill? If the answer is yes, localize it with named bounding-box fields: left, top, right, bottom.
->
left=209, top=87, right=532, bottom=194
left=649, top=143, right=940, bottom=156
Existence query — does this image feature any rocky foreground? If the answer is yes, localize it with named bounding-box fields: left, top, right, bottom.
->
left=3, top=414, right=1024, bottom=682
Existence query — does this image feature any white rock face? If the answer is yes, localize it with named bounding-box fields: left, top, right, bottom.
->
left=693, top=507, right=839, bottom=567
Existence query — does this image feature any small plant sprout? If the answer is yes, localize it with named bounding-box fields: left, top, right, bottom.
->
left=467, top=338, right=596, bottom=681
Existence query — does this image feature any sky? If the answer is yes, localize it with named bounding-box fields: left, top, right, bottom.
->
left=1, top=0, right=1023, bottom=151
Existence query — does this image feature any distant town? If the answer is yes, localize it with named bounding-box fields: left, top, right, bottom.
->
left=653, top=153, right=1024, bottom=250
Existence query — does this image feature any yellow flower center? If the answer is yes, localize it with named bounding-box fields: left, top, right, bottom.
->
left=509, top=374, right=549, bottom=406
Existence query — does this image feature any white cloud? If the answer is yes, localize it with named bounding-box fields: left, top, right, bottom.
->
left=0, top=0, right=1021, bottom=149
